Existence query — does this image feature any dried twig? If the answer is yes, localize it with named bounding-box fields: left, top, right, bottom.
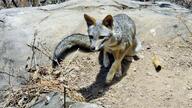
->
left=30, top=30, right=38, bottom=70
left=38, top=42, right=52, bottom=56
left=0, top=71, right=27, bottom=81
left=27, top=42, right=61, bottom=68
left=26, top=44, right=52, bottom=60
left=152, top=53, right=162, bottom=72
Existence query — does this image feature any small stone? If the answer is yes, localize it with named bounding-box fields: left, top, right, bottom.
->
left=170, top=56, right=174, bottom=59
left=146, top=47, right=151, bottom=50
left=186, top=85, right=192, bottom=90
left=150, top=28, right=157, bottom=37
left=173, top=24, right=178, bottom=28
left=87, top=57, right=91, bottom=60
left=133, top=68, right=137, bottom=72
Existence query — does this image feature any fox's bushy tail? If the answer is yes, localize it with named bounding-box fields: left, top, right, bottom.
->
left=52, top=33, right=91, bottom=68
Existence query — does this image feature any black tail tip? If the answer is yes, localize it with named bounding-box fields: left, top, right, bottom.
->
left=52, top=59, right=59, bottom=68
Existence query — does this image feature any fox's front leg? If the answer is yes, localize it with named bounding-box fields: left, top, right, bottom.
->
left=105, top=49, right=127, bottom=84
left=106, top=59, right=121, bottom=84
left=103, top=50, right=110, bottom=68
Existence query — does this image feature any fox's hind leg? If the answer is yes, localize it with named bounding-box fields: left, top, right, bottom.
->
left=125, top=36, right=142, bottom=61
left=134, top=35, right=142, bottom=54
left=132, top=36, right=142, bottom=60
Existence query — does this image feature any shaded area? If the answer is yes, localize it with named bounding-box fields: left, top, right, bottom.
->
left=78, top=51, right=132, bottom=101
left=0, top=0, right=67, bottom=8
left=170, top=0, right=192, bottom=9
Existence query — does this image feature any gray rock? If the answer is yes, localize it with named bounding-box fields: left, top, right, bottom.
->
left=28, top=92, right=75, bottom=108
left=69, top=102, right=104, bottom=108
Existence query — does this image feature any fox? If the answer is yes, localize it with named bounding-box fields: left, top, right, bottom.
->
left=52, top=14, right=141, bottom=84
left=84, top=14, right=142, bottom=84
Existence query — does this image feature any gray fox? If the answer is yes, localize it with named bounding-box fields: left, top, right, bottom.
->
left=52, top=14, right=141, bottom=84
left=84, top=14, right=141, bottom=84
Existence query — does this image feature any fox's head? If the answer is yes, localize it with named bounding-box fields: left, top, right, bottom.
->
left=84, top=14, right=113, bottom=51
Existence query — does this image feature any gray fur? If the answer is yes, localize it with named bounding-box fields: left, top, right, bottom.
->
left=52, top=33, right=90, bottom=68
left=112, top=14, right=136, bottom=45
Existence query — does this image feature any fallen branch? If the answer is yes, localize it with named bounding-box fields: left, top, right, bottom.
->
left=152, top=53, right=162, bottom=72
left=38, top=42, right=52, bottom=56
left=0, top=71, right=27, bottom=81
left=26, top=44, right=52, bottom=60
left=30, top=30, right=38, bottom=71
left=27, top=41, right=61, bottom=69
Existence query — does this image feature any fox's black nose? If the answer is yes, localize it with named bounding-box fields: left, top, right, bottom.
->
left=90, top=46, right=95, bottom=50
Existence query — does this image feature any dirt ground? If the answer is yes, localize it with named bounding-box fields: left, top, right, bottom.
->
left=61, top=28, right=192, bottom=108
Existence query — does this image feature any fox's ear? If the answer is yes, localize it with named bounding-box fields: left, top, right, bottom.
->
left=84, top=14, right=96, bottom=27
left=102, top=15, right=113, bottom=29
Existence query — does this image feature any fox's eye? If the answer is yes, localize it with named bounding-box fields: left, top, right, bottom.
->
left=89, top=35, right=94, bottom=39
left=99, top=36, right=105, bottom=39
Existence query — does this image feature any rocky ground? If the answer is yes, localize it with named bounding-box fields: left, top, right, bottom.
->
left=0, top=0, right=192, bottom=108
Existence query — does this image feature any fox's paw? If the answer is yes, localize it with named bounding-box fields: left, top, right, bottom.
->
left=105, top=73, right=114, bottom=84
left=115, top=70, right=122, bottom=78
left=125, top=56, right=133, bottom=62
left=103, top=58, right=110, bottom=68
left=133, top=55, right=140, bottom=61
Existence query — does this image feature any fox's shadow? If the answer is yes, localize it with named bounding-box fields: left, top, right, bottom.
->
left=78, top=51, right=132, bottom=101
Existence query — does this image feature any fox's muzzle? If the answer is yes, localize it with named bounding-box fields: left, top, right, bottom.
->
left=90, top=39, right=106, bottom=51
left=90, top=44, right=103, bottom=51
